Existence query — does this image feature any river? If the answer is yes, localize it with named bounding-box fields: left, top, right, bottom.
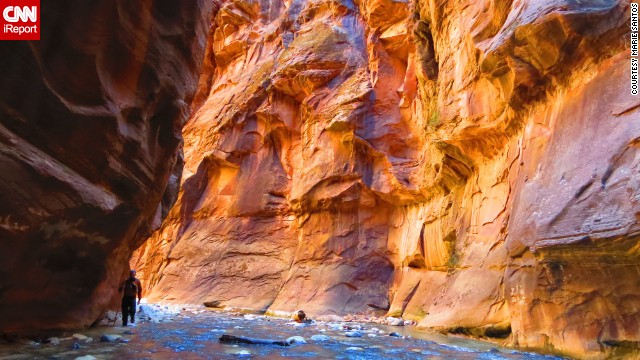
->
left=0, top=304, right=568, bottom=359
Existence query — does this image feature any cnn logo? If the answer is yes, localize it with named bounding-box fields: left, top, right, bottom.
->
left=3, top=6, right=37, bottom=23
left=0, top=0, right=40, bottom=40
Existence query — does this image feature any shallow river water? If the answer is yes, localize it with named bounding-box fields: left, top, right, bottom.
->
left=0, top=306, right=568, bottom=360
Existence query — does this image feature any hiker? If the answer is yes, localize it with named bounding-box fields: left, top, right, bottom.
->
left=119, top=269, right=142, bottom=326
left=292, top=310, right=306, bottom=323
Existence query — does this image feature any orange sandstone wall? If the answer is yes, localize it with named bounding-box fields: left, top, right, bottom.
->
left=0, top=0, right=212, bottom=335
left=133, top=0, right=638, bottom=357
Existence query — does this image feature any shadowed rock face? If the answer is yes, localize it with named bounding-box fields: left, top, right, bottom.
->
left=132, top=0, right=637, bottom=357
left=0, top=0, right=212, bottom=335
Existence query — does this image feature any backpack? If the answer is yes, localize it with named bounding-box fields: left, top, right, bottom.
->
left=124, top=279, right=138, bottom=296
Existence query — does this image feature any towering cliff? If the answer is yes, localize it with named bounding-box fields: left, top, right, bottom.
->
left=0, top=0, right=212, bottom=334
left=132, top=0, right=638, bottom=357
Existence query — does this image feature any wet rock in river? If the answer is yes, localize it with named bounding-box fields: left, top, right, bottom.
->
left=311, top=334, right=331, bottom=342
left=100, top=334, right=122, bottom=342
left=345, top=331, right=363, bottom=338
left=345, top=347, right=364, bottom=351
left=203, top=300, right=223, bottom=308
left=219, top=334, right=289, bottom=347
left=72, top=334, right=93, bottom=343
left=286, top=336, right=306, bottom=344
left=386, top=317, right=404, bottom=326
left=226, top=349, right=252, bottom=357
left=75, top=356, right=97, bottom=360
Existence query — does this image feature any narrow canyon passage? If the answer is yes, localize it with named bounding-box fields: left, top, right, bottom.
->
left=0, top=0, right=638, bottom=359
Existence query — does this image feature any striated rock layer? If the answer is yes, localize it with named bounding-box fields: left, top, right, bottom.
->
left=0, top=0, right=212, bottom=334
left=133, top=0, right=638, bottom=357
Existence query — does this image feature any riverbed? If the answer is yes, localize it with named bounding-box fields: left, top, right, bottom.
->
left=0, top=304, right=568, bottom=359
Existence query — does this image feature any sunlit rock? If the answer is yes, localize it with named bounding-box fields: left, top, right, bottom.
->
left=131, top=0, right=636, bottom=358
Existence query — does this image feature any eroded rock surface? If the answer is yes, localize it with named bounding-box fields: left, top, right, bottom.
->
left=0, top=0, right=212, bottom=334
left=133, top=0, right=637, bottom=357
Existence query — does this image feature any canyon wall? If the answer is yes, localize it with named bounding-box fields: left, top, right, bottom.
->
left=0, top=0, right=212, bottom=334
left=133, top=0, right=638, bottom=357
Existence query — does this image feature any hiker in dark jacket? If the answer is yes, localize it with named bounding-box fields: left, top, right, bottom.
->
left=119, top=270, right=142, bottom=326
